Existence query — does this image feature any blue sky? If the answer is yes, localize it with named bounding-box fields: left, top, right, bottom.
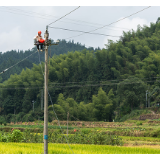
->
left=0, top=1, right=159, bottom=52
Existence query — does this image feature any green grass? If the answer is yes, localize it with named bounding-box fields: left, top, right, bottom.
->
left=0, top=143, right=160, bottom=154
left=0, top=125, right=75, bottom=130
left=120, top=136, right=160, bottom=142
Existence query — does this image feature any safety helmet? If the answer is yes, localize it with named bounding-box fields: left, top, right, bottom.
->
left=38, top=31, right=42, bottom=34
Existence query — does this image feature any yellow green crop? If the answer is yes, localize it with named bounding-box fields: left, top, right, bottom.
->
left=0, top=143, right=160, bottom=154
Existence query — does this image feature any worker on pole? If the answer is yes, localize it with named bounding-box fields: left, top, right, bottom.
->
left=34, top=31, right=45, bottom=52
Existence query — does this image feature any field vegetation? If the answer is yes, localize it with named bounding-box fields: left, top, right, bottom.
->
left=0, top=119, right=160, bottom=154
left=1, top=18, right=160, bottom=154
left=0, top=143, right=160, bottom=154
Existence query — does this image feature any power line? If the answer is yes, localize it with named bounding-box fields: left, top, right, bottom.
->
left=61, top=19, right=130, bottom=30
left=1, top=6, right=55, bottom=18
left=49, top=76, right=160, bottom=85
left=1, top=6, right=130, bottom=31
left=0, top=8, right=53, bottom=20
left=64, top=6, right=151, bottom=40
left=0, top=51, right=38, bottom=75
left=48, top=6, right=80, bottom=26
left=2, top=6, right=147, bottom=40
left=1, top=7, right=130, bottom=33
left=0, top=7, right=83, bottom=27
left=1, top=79, right=159, bottom=90
left=49, top=80, right=159, bottom=88
left=49, top=26, right=120, bottom=37
left=88, top=6, right=151, bottom=32
left=3, top=76, right=160, bottom=87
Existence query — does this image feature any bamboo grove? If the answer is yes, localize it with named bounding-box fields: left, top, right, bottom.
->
left=1, top=18, right=160, bottom=123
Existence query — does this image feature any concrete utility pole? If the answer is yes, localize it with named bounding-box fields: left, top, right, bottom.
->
left=41, top=89, right=43, bottom=111
left=146, top=90, right=148, bottom=108
left=67, top=112, right=69, bottom=136
left=32, top=100, right=36, bottom=112
left=148, top=92, right=150, bottom=108
left=44, top=26, right=49, bottom=154
left=42, top=26, right=59, bottom=154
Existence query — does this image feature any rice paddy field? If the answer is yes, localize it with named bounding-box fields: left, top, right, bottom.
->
left=0, top=143, right=160, bottom=154
left=1, top=119, right=160, bottom=154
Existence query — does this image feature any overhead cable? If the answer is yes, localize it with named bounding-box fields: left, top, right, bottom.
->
left=48, top=6, right=80, bottom=26
left=65, top=6, right=151, bottom=40
left=0, top=51, right=37, bottom=74
left=1, top=6, right=130, bottom=31
left=48, top=26, right=120, bottom=37
left=1, top=80, right=159, bottom=90
left=2, top=76, right=160, bottom=86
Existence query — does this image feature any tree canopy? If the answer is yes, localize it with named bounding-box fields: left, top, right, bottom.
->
left=1, top=19, right=160, bottom=122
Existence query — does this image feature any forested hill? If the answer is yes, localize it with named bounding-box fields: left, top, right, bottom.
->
left=1, top=19, right=160, bottom=123
left=0, top=39, right=98, bottom=82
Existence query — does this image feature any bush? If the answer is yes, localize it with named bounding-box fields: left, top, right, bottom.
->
left=1, top=136, right=7, bottom=142
left=48, top=130, right=123, bottom=146
left=81, top=129, right=91, bottom=134
left=0, top=128, right=124, bottom=145
left=21, top=129, right=43, bottom=143
left=0, top=129, right=43, bottom=143
left=0, top=131, right=9, bottom=142
left=117, top=109, right=149, bottom=122
left=151, top=129, right=160, bottom=137
left=136, top=121, right=143, bottom=126
left=11, top=129, right=23, bottom=142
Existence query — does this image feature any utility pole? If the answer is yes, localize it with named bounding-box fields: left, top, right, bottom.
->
left=146, top=90, right=148, bottom=108
left=32, top=100, right=36, bottom=112
left=44, top=26, right=49, bottom=154
left=148, top=92, right=150, bottom=108
left=42, top=25, right=59, bottom=154
left=67, top=112, right=69, bottom=136
left=41, top=89, right=43, bottom=111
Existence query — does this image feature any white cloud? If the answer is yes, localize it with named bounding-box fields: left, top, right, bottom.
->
left=32, top=6, right=57, bottom=25
left=103, top=17, right=150, bottom=45
left=0, top=27, right=22, bottom=53
left=0, top=6, right=158, bottom=53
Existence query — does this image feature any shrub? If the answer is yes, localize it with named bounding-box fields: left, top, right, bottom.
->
left=81, top=129, right=91, bottom=134
left=22, top=129, right=31, bottom=142
left=11, top=129, right=23, bottom=142
left=0, top=132, right=9, bottom=142
left=136, top=121, right=143, bottom=126
left=48, top=130, right=123, bottom=146
left=151, top=129, right=160, bottom=137
left=1, top=136, right=7, bottom=142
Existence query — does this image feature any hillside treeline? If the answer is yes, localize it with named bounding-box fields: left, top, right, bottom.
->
left=0, top=40, right=97, bottom=82
left=1, top=19, right=160, bottom=123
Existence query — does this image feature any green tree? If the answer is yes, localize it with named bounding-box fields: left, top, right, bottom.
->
left=92, top=88, right=113, bottom=121
left=117, top=76, right=147, bottom=112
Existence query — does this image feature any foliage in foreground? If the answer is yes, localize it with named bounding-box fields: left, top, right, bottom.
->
left=0, top=129, right=123, bottom=146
